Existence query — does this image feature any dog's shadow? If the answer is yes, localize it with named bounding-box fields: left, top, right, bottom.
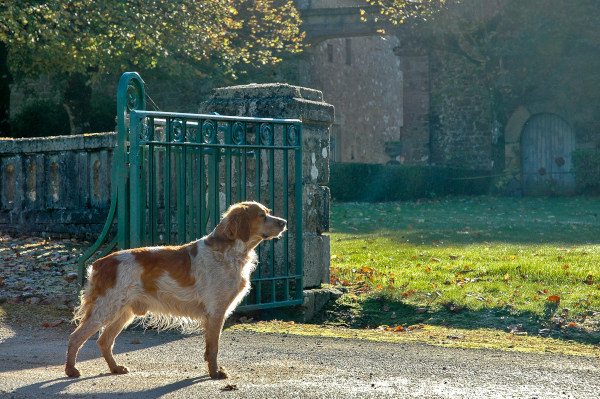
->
left=13, top=373, right=212, bottom=399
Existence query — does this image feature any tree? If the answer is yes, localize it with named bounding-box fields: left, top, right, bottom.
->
left=0, top=0, right=303, bottom=136
left=367, top=0, right=600, bottom=129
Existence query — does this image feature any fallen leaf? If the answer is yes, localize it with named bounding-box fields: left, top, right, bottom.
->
left=547, top=295, right=561, bottom=303
left=442, top=302, right=463, bottom=312
left=43, top=319, right=65, bottom=328
left=222, top=385, right=239, bottom=391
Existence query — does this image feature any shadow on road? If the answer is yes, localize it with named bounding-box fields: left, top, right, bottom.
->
left=12, top=374, right=211, bottom=399
left=0, top=322, right=191, bottom=374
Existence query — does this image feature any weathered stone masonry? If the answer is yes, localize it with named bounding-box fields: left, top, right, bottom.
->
left=0, top=133, right=114, bottom=239
left=199, top=83, right=333, bottom=289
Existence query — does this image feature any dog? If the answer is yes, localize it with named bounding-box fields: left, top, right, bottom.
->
left=65, top=201, right=287, bottom=379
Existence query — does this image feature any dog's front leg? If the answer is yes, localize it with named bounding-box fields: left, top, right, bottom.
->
left=204, top=313, right=228, bottom=379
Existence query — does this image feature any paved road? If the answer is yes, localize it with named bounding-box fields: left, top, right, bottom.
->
left=1, top=324, right=599, bottom=398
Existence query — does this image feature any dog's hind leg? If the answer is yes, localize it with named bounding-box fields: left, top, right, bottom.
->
left=204, top=312, right=228, bottom=379
left=65, top=316, right=104, bottom=377
left=97, top=307, right=135, bottom=374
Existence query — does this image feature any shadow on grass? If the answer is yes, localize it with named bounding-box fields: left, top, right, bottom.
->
left=309, top=294, right=600, bottom=346
left=333, top=227, right=600, bottom=247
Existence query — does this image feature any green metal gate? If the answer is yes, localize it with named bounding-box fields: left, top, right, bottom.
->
left=79, top=72, right=304, bottom=310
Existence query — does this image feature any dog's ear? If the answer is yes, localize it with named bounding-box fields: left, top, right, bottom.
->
left=223, top=205, right=251, bottom=242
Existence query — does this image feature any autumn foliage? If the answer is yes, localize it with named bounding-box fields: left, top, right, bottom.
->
left=0, top=0, right=303, bottom=81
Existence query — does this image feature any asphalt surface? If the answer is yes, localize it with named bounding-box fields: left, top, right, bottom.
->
left=1, top=323, right=599, bottom=399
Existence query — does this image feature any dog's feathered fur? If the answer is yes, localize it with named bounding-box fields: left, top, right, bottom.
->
left=65, top=202, right=286, bottom=379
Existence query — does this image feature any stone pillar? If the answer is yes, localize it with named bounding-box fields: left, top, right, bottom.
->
left=199, top=83, right=334, bottom=288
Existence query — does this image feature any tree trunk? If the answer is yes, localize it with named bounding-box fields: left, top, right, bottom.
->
left=0, top=41, right=12, bottom=137
left=63, top=73, right=92, bottom=135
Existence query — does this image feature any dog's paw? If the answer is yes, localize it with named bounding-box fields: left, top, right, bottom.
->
left=209, top=366, right=229, bottom=379
left=110, top=365, right=130, bottom=374
left=65, top=366, right=81, bottom=378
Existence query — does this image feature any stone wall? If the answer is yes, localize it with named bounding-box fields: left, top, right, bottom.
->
left=299, top=36, right=403, bottom=164
left=429, top=51, right=494, bottom=170
left=399, top=53, right=431, bottom=164
left=0, top=134, right=115, bottom=239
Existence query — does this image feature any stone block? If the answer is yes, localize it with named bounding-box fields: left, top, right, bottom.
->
left=303, top=233, right=330, bottom=288
left=0, top=155, right=23, bottom=211
left=302, top=125, right=330, bottom=185
left=301, top=289, right=316, bottom=321
left=303, top=184, right=330, bottom=234
left=299, top=286, right=343, bottom=322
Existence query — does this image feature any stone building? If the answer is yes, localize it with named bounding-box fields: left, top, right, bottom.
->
left=8, top=0, right=600, bottom=189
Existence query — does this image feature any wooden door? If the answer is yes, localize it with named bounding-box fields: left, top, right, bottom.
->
left=521, top=113, right=575, bottom=196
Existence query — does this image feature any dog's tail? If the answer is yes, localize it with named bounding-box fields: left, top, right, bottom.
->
left=72, top=288, right=91, bottom=325
left=72, top=255, right=119, bottom=325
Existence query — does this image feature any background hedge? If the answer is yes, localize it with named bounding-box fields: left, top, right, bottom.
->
left=572, top=149, right=600, bottom=194
left=329, top=163, right=492, bottom=202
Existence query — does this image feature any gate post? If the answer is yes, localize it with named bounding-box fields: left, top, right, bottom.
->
left=199, top=84, right=334, bottom=288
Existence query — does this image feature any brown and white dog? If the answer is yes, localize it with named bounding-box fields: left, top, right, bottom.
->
left=65, top=202, right=286, bottom=379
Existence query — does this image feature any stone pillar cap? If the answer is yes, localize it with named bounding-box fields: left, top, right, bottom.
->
left=200, top=83, right=334, bottom=123
left=209, top=83, right=324, bottom=103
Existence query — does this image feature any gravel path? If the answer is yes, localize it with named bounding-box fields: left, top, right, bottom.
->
left=1, top=323, right=600, bottom=398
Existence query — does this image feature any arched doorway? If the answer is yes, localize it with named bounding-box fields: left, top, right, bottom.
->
left=521, top=113, right=575, bottom=196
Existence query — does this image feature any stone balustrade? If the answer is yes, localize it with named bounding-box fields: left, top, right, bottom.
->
left=0, top=133, right=115, bottom=239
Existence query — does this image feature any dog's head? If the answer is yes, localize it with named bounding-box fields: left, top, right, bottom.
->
left=212, top=202, right=287, bottom=247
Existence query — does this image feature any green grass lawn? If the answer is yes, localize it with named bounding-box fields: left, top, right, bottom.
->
left=323, top=196, right=600, bottom=345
